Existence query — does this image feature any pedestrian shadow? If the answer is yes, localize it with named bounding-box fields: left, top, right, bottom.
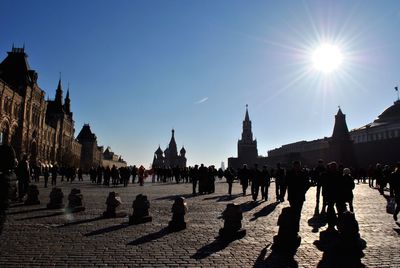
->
left=253, top=244, right=298, bottom=268
left=250, top=202, right=279, bottom=221
left=308, top=210, right=327, bottom=233
left=7, top=207, right=49, bottom=215
left=155, top=194, right=196, bottom=201
left=191, top=238, right=232, bottom=260
left=240, top=201, right=263, bottom=213
left=203, top=194, right=242, bottom=202
left=127, top=227, right=170, bottom=245
left=58, top=216, right=105, bottom=227
left=314, top=230, right=366, bottom=268
left=85, top=222, right=130, bottom=236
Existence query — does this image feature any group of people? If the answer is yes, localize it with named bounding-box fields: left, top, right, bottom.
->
left=88, top=165, right=146, bottom=187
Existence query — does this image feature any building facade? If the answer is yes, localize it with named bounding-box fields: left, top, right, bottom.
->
left=228, top=105, right=268, bottom=170
left=152, top=129, right=187, bottom=168
left=103, top=146, right=127, bottom=169
left=267, top=103, right=400, bottom=169
left=0, top=46, right=81, bottom=166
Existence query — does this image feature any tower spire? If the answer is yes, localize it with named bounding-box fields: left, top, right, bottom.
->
left=55, top=77, right=63, bottom=108
left=245, top=104, right=250, bottom=121
left=64, top=82, right=71, bottom=114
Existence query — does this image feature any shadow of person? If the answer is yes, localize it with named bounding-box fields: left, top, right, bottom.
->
left=314, top=211, right=366, bottom=268
left=250, top=201, right=279, bottom=221
left=85, top=222, right=130, bottom=236
left=16, top=211, right=65, bottom=220
left=253, top=244, right=298, bottom=268
left=127, top=227, right=170, bottom=246
left=155, top=194, right=196, bottom=201
left=240, top=200, right=263, bottom=213
left=308, top=210, right=327, bottom=233
left=203, top=194, right=242, bottom=202
left=191, top=238, right=232, bottom=260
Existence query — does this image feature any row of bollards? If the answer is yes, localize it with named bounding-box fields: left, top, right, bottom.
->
left=22, top=186, right=246, bottom=239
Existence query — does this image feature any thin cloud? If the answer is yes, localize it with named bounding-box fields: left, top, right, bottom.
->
left=195, top=97, right=208, bottom=104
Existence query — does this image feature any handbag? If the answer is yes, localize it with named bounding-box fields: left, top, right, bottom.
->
left=386, top=197, right=396, bottom=214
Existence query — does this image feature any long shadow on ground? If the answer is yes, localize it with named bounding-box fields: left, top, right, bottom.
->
left=127, top=227, right=170, bottom=245
left=85, top=222, right=130, bottom=236
left=58, top=216, right=105, bottom=227
left=240, top=200, right=263, bottom=213
left=155, top=194, right=196, bottom=201
left=7, top=207, right=49, bottom=215
left=203, top=194, right=242, bottom=202
left=250, top=202, right=279, bottom=221
left=253, top=245, right=298, bottom=268
left=16, top=211, right=65, bottom=221
left=191, top=238, right=232, bottom=260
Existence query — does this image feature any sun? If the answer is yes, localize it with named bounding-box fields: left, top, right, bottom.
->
left=312, top=44, right=343, bottom=73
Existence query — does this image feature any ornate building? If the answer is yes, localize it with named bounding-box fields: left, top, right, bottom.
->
left=152, top=129, right=187, bottom=168
left=228, top=105, right=267, bottom=170
left=0, top=46, right=81, bottom=166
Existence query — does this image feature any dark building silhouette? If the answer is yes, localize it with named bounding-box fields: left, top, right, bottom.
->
left=0, top=46, right=81, bottom=166
left=267, top=103, right=400, bottom=168
left=76, top=124, right=103, bottom=171
left=152, top=129, right=187, bottom=168
left=329, top=107, right=356, bottom=167
left=228, top=105, right=267, bottom=170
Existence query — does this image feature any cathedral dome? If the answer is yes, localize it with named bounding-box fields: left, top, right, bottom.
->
left=180, top=146, right=186, bottom=154
left=155, top=146, right=163, bottom=155
left=375, top=100, right=400, bottom=123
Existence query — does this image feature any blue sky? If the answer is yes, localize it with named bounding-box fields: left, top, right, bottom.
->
left=2, top=1, right=400, bottom=167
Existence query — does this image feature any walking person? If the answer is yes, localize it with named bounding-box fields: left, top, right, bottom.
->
left=238, top=164, right=250, bottom=196
left=275, top=163, right=286, bottom=202
left=286, top=160, right=310, bottom=232
left=261, top=165, right=271, bottom=201
left=391, top=162, right=400, bottom=222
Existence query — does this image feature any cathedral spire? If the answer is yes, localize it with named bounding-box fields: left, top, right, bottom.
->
left=64, top=83, right=71, bottom=114
left=55, top=78, right=63, bottom=108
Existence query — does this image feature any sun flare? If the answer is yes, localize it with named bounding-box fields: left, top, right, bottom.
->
left=312, top=44, right=343, bottom=73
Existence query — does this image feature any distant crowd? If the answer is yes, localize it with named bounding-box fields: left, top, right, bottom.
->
left=1, top=142, right=400, bottom=235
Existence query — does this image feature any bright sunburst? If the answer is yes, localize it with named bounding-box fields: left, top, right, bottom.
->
left=312, top=44, right=343, bottom=73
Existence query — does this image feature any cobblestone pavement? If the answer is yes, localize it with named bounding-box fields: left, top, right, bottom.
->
left=0, top=177, right=399, bottom=267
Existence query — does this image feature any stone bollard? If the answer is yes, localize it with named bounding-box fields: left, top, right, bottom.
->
left=66, top=188, right=85, bottom=213
left=46, top=188, right=64, bottom=209
left=102, top=192, right=127, bottom=218
left=129, top=194, right=152, bottom=224
left=272, top=207, right=301, bottom=254
left=168, top=197, right=188, bottom=232
left=218, top=203, right=246, bottom=240
left=24, top=185, right=40, bottom=205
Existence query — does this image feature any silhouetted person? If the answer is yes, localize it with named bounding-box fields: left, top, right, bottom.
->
left=78, top=168, right=83, bottom=181
left=238, top=164, right=250, bottom=196
left=43, top=166, right=49, bottom=188
left=97, top=166, right=103, bottom=184
left=375, top=163, right=384, bottom=195
left=324, top=162, right=346, bottom=232
left=341, top=168, right=355, bottom=212
left=261, top=165, right=271, bottom=201
left=16, top=154, right=30, bottom=201
left=391, top=162, right=400, bottom=222
left=286, top=160, right=310, bottom=232
left=138, top=165, right=145, bottom=186
left=224, top=168, right=235, bottom=197
left=104, top=166, right=111, bottom=186
left=251, top=164, right=261, bottom=201
left=313, top=159, right=326, bottom=213
left=0, top=145, right=17, bottom=234
left=190, top=165, right=199, bottom=194
left=275, top=163, right=286, bottom=202
left=51, top=165, right=58, bottom=186
left=198, top=164, right=208, bottom=194
left=131, top=165, right=138, bottom=183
